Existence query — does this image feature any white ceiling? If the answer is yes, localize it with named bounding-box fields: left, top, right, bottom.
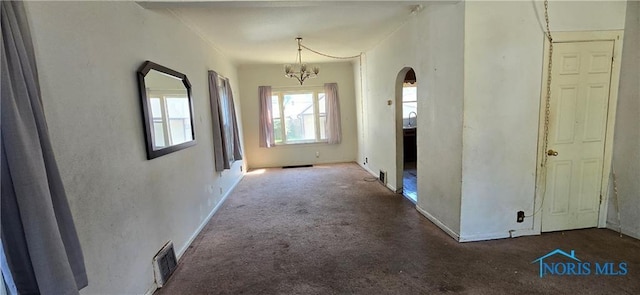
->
left=139, top=1, right=429, bottom=65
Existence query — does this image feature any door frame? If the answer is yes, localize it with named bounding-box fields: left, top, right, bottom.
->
left=395, top=67, right=416, bottom=194
left=533, top=30, right=624, bottom=233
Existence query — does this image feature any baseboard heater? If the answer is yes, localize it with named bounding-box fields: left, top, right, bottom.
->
left=282, top=164, right=313, bottom=169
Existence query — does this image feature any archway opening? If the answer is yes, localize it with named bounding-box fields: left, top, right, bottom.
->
left=395, top=68, right=417, bottom=203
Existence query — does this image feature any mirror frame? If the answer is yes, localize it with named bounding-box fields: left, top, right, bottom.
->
left=137, top=61, right=196, bottom=160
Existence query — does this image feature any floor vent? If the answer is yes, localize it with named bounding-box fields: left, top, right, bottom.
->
left=153, top=241, right=177, bottom=288
left=282, top=164, right=313, bottom=169
left=379, top=170, right=387, bottom=184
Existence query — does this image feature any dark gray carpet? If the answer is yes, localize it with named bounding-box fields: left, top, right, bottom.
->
left=156, top=163, right=640, bottom=294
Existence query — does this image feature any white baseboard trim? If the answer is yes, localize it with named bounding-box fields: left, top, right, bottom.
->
left=357, top=163, right=397, bottom=193
left=176, top=174, right=244, bottom=259
left=358, top=162, right=376, bottom=177
left=509, top=228, right=540, bottom=238
left=415, top=205, right=460, bottom=241
left=147, top=174, right=244, bottom=295
left=144, top=282, right=158, bottom=295
left=459, top=231, right=510, bottom=242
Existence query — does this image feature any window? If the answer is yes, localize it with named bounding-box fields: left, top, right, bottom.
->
left=402, top=83, right=417, bottom=119
left=209, top=71, right=242, bottom=172
left=271, top=88, right=327, bottom=144
left=148, top=90, right=193, bottom=149
left=218, top=78, right=236, bottom=163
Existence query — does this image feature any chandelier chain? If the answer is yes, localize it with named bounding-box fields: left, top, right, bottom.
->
left=299, top=44, right=362, bottom=60
left=612, top=165, right=622, bottom=237
left=527, top=0, right=553, bottom=218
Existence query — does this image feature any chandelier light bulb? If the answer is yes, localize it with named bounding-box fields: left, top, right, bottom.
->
left=283, top=37, right=319, bottom=85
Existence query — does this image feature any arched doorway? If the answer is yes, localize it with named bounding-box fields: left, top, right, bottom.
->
left=395, top=68, right=417, bottom=203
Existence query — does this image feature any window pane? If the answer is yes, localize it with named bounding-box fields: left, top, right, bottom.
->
left=319, top=115, right=327, bottom=140
left=271, top=95, right=280, bottom=118
left=169, top=119, right=189, bottom=144
left=283, top=93, right=315, bottom=142
left=150, top=97, right=163, bottom=118
left=318, top=93, right=326, bottom=113
left=166, top=97, right=190, bottom=119
left=273, top=118, right=283, bottom=143
left=403, top=102, right=417, bottom=119
left=166, top=97, right=193, bottom=144
left=403, top=86, right=417, bottom=102
left=153, top=121, right=166, bottom=148
left=219, top=83, right=235, bottom=162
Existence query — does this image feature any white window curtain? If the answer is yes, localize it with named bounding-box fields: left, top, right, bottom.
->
left=208, top=71, right=242, bottom=171
left=1, top=1, right=88, bottom=294
left=324, top=83, right=342, bottom=144
left=258, top=86, right=275, bottom=148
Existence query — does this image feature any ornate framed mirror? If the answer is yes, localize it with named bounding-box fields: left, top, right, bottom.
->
left=137, top=61, right=196, bottom=159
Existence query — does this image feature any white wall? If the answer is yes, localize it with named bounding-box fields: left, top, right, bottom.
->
left=238, top=62, right=357, bottom=169
left=25, top=2, right=243, bottom=294
left=356, top=2, right=465, bottom=236
left=460, top=1, right=627, bottom=241
left=607, top=0, right=640, bottom=239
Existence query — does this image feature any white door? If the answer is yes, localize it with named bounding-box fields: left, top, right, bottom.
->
left=541, top=40, right=614, bottom=232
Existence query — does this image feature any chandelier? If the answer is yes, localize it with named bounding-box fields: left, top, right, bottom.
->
left=284, top=37, right=319, bottom=85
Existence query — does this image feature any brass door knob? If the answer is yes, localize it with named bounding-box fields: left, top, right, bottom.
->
left=547, top=149, right=559, bottom=156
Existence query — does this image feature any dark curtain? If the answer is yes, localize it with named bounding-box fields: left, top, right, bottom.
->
left=1, top=1, right=88, bottom=294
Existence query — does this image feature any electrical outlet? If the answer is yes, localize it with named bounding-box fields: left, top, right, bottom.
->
left=365, top=157, right=368, bottom=164
left=517, top=211, right=525, bottom=223
left=316, top=151, right=320, bottom=158
left=219, top=187, right=223, bottom=195
left=240, top=165, right=243, bottom=172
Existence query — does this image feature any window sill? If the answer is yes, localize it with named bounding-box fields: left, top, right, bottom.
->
left=273, top=141, right=329, bottom=147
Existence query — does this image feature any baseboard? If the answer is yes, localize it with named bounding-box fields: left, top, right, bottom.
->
left=357, top=162, right=398, bottom=193
left=509, top=228, right=540, bottom=238
left=606, top=221, right=620, bottom=228
left=415, top=205, right=460, bottom=241
left=144, top=282, right=158, bottom=295
left=358, top=162, right=377, bottom=177
left=386, top=183, right=397, bottom=192
left=146, top=174, right=244, bottom=295
left=176, top=174, right=244, bottom=259
left=458, top=231, right=510, bottom=242
left=607, top=222, right=640, bottom=240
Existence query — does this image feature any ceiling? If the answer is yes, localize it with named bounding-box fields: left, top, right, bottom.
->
left=139, top=1, right=429, bottom=65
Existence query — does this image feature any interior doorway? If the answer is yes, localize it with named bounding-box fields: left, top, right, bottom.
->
left=395, top=68, right=417, bottom=203
left=535, top=31, right=623, bottom=232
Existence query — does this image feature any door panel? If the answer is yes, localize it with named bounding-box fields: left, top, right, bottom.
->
left=542, top=41, right=614, bottom=232
left=549, top=161, right=572, bottom=215
left=583, top=85, right=607, bottom=141
left=556, top=86, right=578, bottom=143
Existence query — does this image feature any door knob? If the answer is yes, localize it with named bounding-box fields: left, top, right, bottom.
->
left=547, top=149, right=559, bottom=156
